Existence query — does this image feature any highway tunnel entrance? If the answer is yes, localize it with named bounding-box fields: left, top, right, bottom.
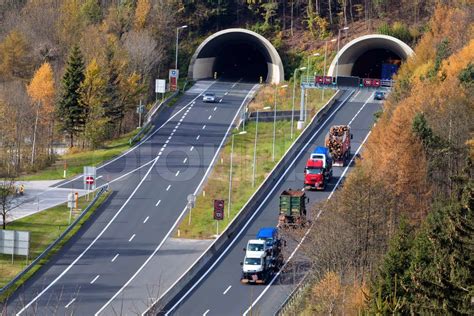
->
left=328, top=34, right=414, bottom=80
left=188, top=28, right=284, bottom=84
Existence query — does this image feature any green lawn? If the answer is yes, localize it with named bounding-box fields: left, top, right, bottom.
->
left=0, top=190, right=110, bottom=302
left=177, top=90, right=334, bottom=239
left=20, top=131, right=138, bottom=181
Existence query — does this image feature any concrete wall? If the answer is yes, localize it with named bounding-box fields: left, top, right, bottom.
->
left=188, top=28, right=284, bottom=84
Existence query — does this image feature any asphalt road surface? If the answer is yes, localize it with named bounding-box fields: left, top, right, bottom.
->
left=163, top=89, right=381, bottom=316
left=6, top=80, right=258, bottom=315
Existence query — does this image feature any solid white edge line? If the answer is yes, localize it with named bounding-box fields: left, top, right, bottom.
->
left=243, top=129, right=373, bottom=315
left=98, top=83, right=260, bottom=316
left=161, top=90, right=354, bottom=315
left=53, top=81, right=218, bottom=190
left=16, top=152, right=164, bottom=315
left=65, top=298, right=76, bottom=309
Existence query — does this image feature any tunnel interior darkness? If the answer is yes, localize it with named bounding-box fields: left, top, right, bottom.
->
left=195, top=32, right=273, bottom=83
left=213, top=41, right=268, bottom=82
left=351, top=48, right=402, bottom=79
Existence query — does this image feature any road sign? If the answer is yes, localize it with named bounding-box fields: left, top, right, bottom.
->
left=155, top=79, right=166, bottom=93
left=187, top=194, right=196, bottom=208
left=169, top=69, right=179, bottom=91
left=213, top=199, right=225, bottom=220
left=85, top=176, right=94, bottom=184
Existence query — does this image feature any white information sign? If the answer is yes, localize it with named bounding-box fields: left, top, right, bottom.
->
left=155, top=79, right=166, bottom=94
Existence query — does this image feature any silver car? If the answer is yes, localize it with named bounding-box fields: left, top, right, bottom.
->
left=203, top=92, right=217, bottom=103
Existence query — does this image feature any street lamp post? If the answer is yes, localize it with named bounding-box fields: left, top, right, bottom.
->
left=322, top=39, right=337, bottom=101
left=273, top=84, right=288, bottom=161
left=252, top=106, right=271, bottom=187
left=335, top=26, right=349, bottom=86
left=175, top=25, right=188, bottom=70
left=291, top=67, right=306, bottom=139
left=228, top=130, right=247, bottom=219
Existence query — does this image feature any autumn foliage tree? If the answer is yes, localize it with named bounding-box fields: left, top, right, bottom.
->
left=27, top=62, right=55, bottom=164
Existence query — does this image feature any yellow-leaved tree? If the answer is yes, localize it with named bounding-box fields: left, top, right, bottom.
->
left=134, top=0, right=151, bottom=30
left=27, top=62, right=55, bottom=165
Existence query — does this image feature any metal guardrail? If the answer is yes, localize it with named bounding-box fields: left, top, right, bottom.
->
left=274, top=272, right=315, bottom=315
left=0, top=185, right=109, bottom=296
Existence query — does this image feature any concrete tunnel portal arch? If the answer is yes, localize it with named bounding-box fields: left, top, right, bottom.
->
left=328, top=34, right=414, bottom=79
left=188, top=28, right=284, bottom=84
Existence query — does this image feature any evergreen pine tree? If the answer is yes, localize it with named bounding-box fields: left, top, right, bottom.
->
left=369, top=219, right=414, bottom=314
left=409, top=181, right=474, bottom=314
left=56, top=45, right=85, bottom=147
left=102, top=43, right=122, bottom=136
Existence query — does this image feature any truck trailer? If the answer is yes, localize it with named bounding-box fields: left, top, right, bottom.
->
left=278, top=189, right=308, bottom=227
left=325, top=125, right=352, bottom=167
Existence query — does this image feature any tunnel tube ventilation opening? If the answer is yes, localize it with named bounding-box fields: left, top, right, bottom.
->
left=213, top=42, right=268, bottom=82
left=351, top=48, right=402, bottom=79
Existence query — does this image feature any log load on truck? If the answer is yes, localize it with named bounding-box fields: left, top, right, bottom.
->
left=325, top=125, right=352, bottom=167
left=241, top=227, right=284, bottom=284
left=278, top=189, right=309, bottom=227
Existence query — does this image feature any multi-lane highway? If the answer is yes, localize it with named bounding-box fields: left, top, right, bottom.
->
left=7, top=80, right=258, bottom=315
left=162, top=89, right=380, bottom=315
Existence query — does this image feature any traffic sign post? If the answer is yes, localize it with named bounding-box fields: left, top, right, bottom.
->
left=213, top=199, right=224, bottom=236
left=83, top=166, right=97, bottom=200
left=169, top=69, right=179, bottom=92
left=187, top=194, right=196, bottom=225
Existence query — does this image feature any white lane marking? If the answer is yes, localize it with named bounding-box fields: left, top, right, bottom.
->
left=90, top=275, right=100, bottom=284
left=128, top=234, right=136, bottom=242
left=183, top=157, right=188, bottom=164
left=162, top=90, right=356, bottom=315
left=163, top=144, right=167, bottom=148
left=225, top=92, right=229, bottom=95
left=202, top=125, right=206, bottom=130
left=243, top=131, right=373, bottom=315
left=213, top=107, right=217, bottom=111
left=54, top=81, right=217, bottom=189
left=64, top=298, right=76, bottom=309
left=17, top=147, right=165, bottom=315
left=219, top=99, right=223, bottom=103
left=179, top=118, right=184, bottom=122
left=175, top=170, right=180, bottom=177
left=177, top=122, right=181, bottom=126
left=111, top=253, right=119, bottom=262
left=160, top=147, right=165, bottom=152
left=208, top=115, right=212, bottom=120
left=350, top=89, right=361, bottom=101
left=156, top=200, right=161, bottom=206
left=196, top=135, right=200, bottom=140
left=96, top=175, right=103, bottom=180
left=190, top=146, right=194, bottom=151
left=143, top=216, right=149, bottom=224
left=165, top=140, right=169, bottom=144
left=223, top=285, right=232, bottom=295
left=166, top=184, right=171, bottom=191
left=203, top=310, right=210, bottom=316
left=104, top=83, right=259, bottom=316
left=348, top=92, right=374, bottom=125
left=171, top=132, right=174, bottom=136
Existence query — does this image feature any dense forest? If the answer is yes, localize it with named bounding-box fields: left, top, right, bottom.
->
left=0, top=0, right=446, bottom=175
left=291, top=3, right=473, bottom=315
left=0, top=0, right=471, bottom=313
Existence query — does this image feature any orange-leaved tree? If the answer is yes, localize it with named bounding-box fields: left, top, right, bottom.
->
left=26, top=62, right=55, bottom=165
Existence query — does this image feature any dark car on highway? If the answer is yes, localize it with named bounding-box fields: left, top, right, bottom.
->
left=374, top=91, right=385, bottom=100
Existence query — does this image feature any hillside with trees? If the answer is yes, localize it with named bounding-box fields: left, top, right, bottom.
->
left=0, top=0, right=447, bottom=175
left=289, top=3, right=473, bottom=314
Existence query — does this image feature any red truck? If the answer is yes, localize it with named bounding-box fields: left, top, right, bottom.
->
left=304, top=159, right=328, bottom=190
left=325, top=125, right=352, bottom=167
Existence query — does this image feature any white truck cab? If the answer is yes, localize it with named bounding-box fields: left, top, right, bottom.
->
left=245, top=239, right=267, bottom=258
left=242, top=252, right=266, bottom=275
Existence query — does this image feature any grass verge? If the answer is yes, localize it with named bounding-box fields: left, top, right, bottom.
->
left=20, top=131, right=138, bottom=181
left=0, top=190, right=110, bottom=302
left=177, top=90, right=335, bottom=239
